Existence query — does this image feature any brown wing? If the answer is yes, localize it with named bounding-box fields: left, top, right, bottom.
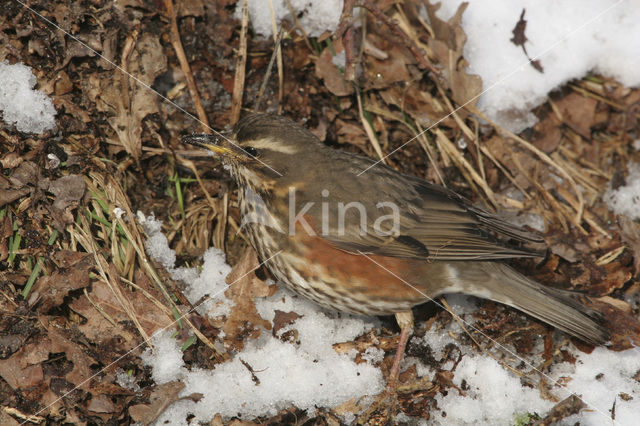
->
left=316, top=155, right=546, bottom=261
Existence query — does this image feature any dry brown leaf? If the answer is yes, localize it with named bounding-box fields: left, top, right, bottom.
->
left=0, top=151, right=23, bottom=169
left=87, top=394, right=116, bottom=414
left=221, top=249, right=272, bottom=351
left=30, top=251, right=93, bottom=312
left=536, top=395, right=586, bottom=425
left=592, top=300, right=640, bottom=351
left=314, top=39, right=353, bottom=97
left=0, top=319, right=96, bottom=411
left=597, top=296, right=632, bottom=313
left=586, top=261, right=632, bottom=295
left=45, top=174, right=86, bottom=230
left=98, top=33, right=166, bottom=159
left=379, top=85, right=451, bottom=127
left=510, top=9, right=543, bottom=73
left=177, top=0, right=205, bottom=18
left=425, top=1, right=482, bottom=108
left=9, top=160, right=38, bottom=187
left=618, top=216, right=640, bottom=277
left=555, top=93, right=597, bottom=139
left=0, top=354, right=44, bottom=390
left=335, top=118, right=369, bottom=152
left=363, top=33, right=412, bottom=89
left=0, top=411, right=21, bottom=426
left=532, top=114, right=562, bottom=153
left=0, top=187, right=29, bottom=208
left=272, top=309, right=301, bottom=337
left=69, top=278, right=172, bottom=349
left=129, top=381, right=187, bottom=424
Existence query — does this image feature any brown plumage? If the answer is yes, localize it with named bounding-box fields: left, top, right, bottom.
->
left=184, top=113, right=608, bottom=366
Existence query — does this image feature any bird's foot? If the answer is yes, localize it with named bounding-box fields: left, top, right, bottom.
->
left=356, top=385, right=398, bottom=425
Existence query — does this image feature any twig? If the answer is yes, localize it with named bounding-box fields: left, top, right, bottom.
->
left=356, top=89, right=385, bottom=161
left=255, top=27, right=285, bottom=112
left=284, top=0, right=312, bottom=51
left=231, top=0, right=249, bottom=125
left=164, top=0, right=210, bottom=131
left=268, top=0, right=284, bottom=114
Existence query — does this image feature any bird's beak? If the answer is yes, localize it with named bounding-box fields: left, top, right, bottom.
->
left=182, top=133, right=237, bottom=157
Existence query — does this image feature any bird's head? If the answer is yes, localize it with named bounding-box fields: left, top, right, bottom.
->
left=183, top=113, right=322, bottom=193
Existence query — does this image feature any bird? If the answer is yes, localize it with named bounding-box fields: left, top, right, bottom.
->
left=183, top=113, right=608, bottom=402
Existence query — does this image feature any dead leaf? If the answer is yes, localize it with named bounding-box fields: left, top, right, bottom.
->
left=0, top=151, right=23, bottom=169
left=0, top=355, right=44, bottom=389
left=0, top=320, right=97, bottom=411
left=314, top=39, right=353, bottom=97
left=0, top=188, right=30, bottom=208
left=597, top=296, right=632, bottom=313
left=617, top=217, right=640, bottom=277
left=87, top=394, right=116, bottom=414
left=532, top=114, right=562, bottom=153
left=585, top=261, right=632, bottom=295
left=221, top=249, right=272, bottom=351
left=29, top=251, right=93, bottom=312
left=9, top=161, right=39, bottom=187
left=335, top=118, right=369, bottom=152
left=510, top=9, right=543, bottom=73
left=0, top=410, right=21, bottom=426
left=178, top=0, right=205, bottom=18
left=425, top=1, right=482, bottom=108
left=536, top=395, right=586, bottom=425
left=510, top=9, right=528, bottom=48
left=363, top=34, right=412, bottom=89
left=555, top=93, right=598, bottom=139
left=128, top=381, right=187, bottom=424
left=45, top=174, right=86, bottom=229
left=379, top=85, right=451, bottom=127
left=272, top=310, right=301, bottom=337
left=592, top=300, right=640, bottom=351
left=99, top=33, right=166, bottom=159
left=69, top=278, right=172, bottom=350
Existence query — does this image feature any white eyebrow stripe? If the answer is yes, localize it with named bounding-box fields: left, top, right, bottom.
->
left=243, top=137, right=299, bottom=154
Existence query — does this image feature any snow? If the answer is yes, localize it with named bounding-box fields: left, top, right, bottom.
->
left=430, top=345, right=640, bottom=426
left=604, top=163, right=640, bottom=220
left=433, top=354, right=553, bottom=425
left=139, top=212, right=232, bottom=317
left=432, top=0, right=640, bottom=132
left=0, top=61, right=56, bottom=134
left=240, top=0, right=344, bottom=38
left=144, top=303, right=384, bottom=423
left=556, top=347, right=640, bottom=426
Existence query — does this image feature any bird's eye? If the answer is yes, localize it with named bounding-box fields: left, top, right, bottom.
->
left=243, top=146, right=259, bottom=157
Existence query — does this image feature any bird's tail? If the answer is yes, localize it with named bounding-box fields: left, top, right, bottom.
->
left=447, top=262, right=609, bottom=345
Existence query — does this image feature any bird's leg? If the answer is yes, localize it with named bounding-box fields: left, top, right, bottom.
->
left=356, top=311, right=414, bottom=424
left=387, top=310, right=414, bottom=391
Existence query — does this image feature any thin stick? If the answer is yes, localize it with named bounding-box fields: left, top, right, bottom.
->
left=284, top=0, right=312, bottom=51
left=268, top=0, right=284, bottom=114
left=255, top=27, right=285, bottom=112
left=231, top=0, right=249, bottom=125
left=356, top=89, right=385, bottom=161
left=164, top=0, right=210, bottom=131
